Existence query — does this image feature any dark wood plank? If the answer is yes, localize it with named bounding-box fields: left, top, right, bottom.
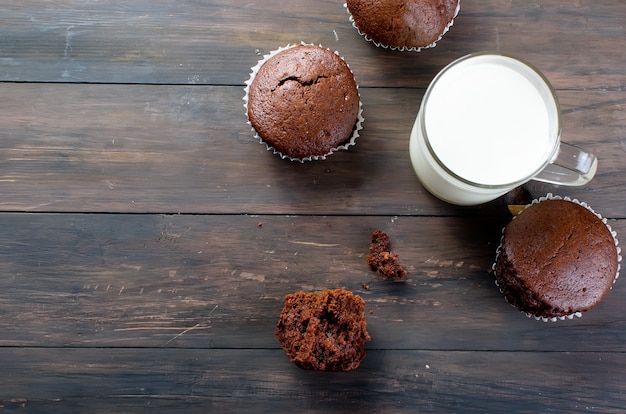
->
left=1, top=348, right=625, bottom=413
left=0, top=0, right=624, bottom=89
left=1, top=83, right=624, bottom=217
left=1, top=1, right=625, bottom=412
left=0, top=213, right=623, bottom=351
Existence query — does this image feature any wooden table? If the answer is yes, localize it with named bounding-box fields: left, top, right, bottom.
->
left=1, top=1, right=625, bottom=412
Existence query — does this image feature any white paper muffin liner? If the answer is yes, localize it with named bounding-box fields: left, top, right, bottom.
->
left=492, top=193, right=622, bottom=322
left=344, top=1, right=460, bottom=52
left=243, top=42, right=364, bottom=162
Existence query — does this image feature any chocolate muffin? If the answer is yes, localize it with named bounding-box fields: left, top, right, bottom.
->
left=345, top=0, right=460, bottom=51
left=494, top=196, right=621, bottom=321
left=275, top=289, right=371, bottom=371
left=245, top=44, right=362, bottom=161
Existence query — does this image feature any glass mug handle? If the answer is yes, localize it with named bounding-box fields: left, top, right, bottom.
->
left=533, top=142, right=598, bottom=186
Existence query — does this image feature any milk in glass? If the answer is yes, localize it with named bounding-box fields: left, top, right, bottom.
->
left=410, top=53, right=561, bottom=205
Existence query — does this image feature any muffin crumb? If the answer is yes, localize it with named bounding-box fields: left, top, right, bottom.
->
left=366, top=230, right=407, bottom=280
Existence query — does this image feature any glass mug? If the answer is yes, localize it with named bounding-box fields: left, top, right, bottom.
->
left=409, top=52, right=597, bottom=206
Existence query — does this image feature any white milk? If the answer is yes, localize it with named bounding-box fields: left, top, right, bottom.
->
left=410, top=54, right=560, bottom=205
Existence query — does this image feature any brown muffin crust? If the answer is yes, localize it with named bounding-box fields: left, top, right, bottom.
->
left=247, top=45, right=360, bottom=160
left=494, top=199, right=619, bottom=319
left=346, top=0, right=459, bottom=50
left=275, top=289, right=370, bottom=371
left=366, top=230, right=407, bottom=280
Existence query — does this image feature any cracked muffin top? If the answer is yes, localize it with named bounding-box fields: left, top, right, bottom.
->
left=346, top=0, right=459, bottom=51
left=246, top=44, right=360, bottom=160
left=493, top=198, right=620, bottom=320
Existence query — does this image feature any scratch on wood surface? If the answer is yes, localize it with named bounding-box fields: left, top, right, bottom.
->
left=114, top=325, right=210, bottom=332
left=240, top=271, right=265, bottom=282
left=165, top=323, right=202, bottom=344
left=425, top=257, right=465, bottom=269
left=120, top=264, right=143, bottom=271
left=289, top=241, right=339, bottom=247
left=165, top=304, right=218, bottom=344
left=64, top=26, right=76, bottom=58
left=113, top=305, right=219, bottom=346
left=618, top=128, right=626, bottom=152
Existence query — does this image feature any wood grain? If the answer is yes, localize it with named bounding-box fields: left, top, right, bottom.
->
left=1, top=0, right=624, bottom=89
left=1, top=0, right=625, bottom=411
left=2, top=348, right=626, bottom=413
left=0, top=213, right=624, bottom=351
left=1, top=84, right=624, bottom=217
